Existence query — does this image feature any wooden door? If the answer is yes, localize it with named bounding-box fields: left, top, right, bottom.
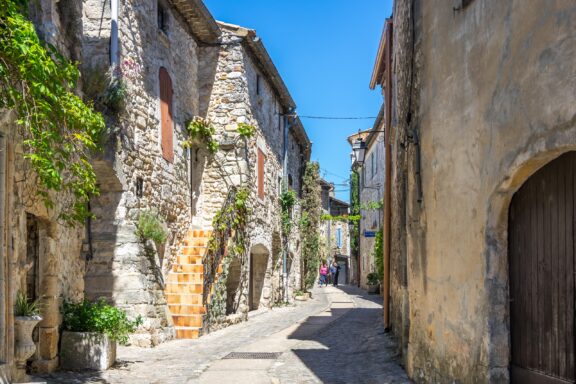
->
left=509, top=151, right=576, bottom=383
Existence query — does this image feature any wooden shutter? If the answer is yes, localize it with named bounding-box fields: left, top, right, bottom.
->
left=159, top=67, right=174, bottom=163
left=257, top=148, right=265, bottom=199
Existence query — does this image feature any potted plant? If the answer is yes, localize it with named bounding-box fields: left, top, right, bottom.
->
left=293, top=289, right=311, bottom=301
left=60, top=299, right=142, bottom=371
left=366, top=273, right=380, bottom=294
left=13, top=291, right=42, bottom=382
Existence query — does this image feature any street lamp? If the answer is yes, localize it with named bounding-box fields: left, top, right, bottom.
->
left=352, top=138, right=366, bottom=166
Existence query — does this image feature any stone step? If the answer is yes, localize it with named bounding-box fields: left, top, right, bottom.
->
left=175, top=326, right=201, bottom=339
left=168, top=304, right=206, bottom=315
left=172, top=314, right=203, bottom=328
left=166, top=273, right=203, bottom=284
left=186, top=229, right=212, bottom=239
left=165, top=293, right=203, bottom=305
left=171, top=264, right=203, bottom=273
left=165, top=283, right=203, bottom=295
left=181, top=246, right=207, bottom=256
left=182, top=237, right=211, bottom=247
left=177, top=254, right=203, bottom=265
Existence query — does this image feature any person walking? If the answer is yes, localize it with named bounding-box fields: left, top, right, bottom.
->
left=331, top=260, right=341, bottom=286
left=319, top=262, right=328, bottom=287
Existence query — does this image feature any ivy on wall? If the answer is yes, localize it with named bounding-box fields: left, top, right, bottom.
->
left=373, top=229, right=384, bottom=281
left=0, top=0, right=105, bottom=223
left=299, top=162, right=322, bottom=291
left=349, top=170, right=360, bottom=260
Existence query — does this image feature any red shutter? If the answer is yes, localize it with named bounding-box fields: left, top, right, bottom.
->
left=257, top=148, right=265, bottom=199
left=159, top=67, right=174, bottom=163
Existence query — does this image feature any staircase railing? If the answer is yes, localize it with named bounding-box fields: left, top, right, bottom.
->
left=202, top=187, right=237, bottom=305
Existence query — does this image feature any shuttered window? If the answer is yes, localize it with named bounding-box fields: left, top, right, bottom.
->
left=257, top=148, right=265, bottom=199
left=159, top=67, right=174, bottom=163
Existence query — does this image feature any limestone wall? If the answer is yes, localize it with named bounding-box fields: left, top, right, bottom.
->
left=390, top=0, right=576, bottom=381
left=81, top=0, right=200, bottom=346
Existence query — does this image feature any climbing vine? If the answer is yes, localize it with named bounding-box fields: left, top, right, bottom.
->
left=373, top=229, right=384, bottom=281
left=204, top=187, right=250, bottom=327
left=0, top=0, right=105, bottom=223
left=321, top=213, right=361, bottom=222
left=349, top=170, right=360, bottom=261
left=184, top=117, right=219, bottom=154
left=280, top=189, right=298, bottom=236
left=299, top=162, right=322, bottom=291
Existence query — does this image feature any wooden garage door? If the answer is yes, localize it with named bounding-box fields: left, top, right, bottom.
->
left=509, top=151, right=576, bottom=383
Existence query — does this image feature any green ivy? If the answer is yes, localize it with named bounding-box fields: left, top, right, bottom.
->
left=184, top=117, right=219, bottom=154
left=300, top=162, right=322, bottom=291
left=373, top=229, right=384, bottom=281
left=349, top=170, right=360, bottom=260
left=63, top=299, right=143, bottom=345
left=321, top=213, right=361, bottom=222
left=0, top=1, right=105, bottom=223
left=280, top=189, right=297, bottom=236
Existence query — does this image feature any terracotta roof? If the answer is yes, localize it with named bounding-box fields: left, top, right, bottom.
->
left=369, top=19, right=392, bottom=90
left=170, top=0, right=220, bottom=44
left=347, top=129, right=372, bottom=146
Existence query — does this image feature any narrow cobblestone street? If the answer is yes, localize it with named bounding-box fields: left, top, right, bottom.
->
left=39, top=286, right=410, bottom=384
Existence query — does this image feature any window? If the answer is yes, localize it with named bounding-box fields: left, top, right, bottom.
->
left=257, top=148, right=265, bottom=199
left=159, top=67, right=174, bottom=162
left=371, top=152, right=375, bottom=179
left=158, top=2, right=169, bottom=33
left=288, top=174, right=293, bottom=190
left=256, top=74, right=261, bottom=95
left=336, top=227, right=342, bottom=249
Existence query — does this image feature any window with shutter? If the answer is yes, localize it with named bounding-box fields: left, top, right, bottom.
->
left=159, top=67, right=174, bottom=163
left=258, top=148, right=265, bottom=199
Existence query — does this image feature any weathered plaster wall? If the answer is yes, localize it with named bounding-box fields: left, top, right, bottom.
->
left=81, top=0, right=199, bottom=346
left=358, top=131, right=385, bottom=289
left=395, top=0, right=576, bottom=382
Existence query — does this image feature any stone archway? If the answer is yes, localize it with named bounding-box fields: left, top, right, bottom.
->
left=249, top=244, right=269, bottom=311
left=484, top=123, right=576, bottom=381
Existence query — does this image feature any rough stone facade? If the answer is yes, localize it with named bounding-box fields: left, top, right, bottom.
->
left=79, top=0, right=220, bottom=347
left=196, top=24, right=310, bottom=323
left=377, top=0, right=576, bottom=382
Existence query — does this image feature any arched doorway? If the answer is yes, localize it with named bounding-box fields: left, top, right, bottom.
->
left=508, top=151, right=576, bottom=383
left=249, top=244, right=269, bottom=311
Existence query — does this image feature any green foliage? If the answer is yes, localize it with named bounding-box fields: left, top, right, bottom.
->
left=300, top=162, right=322, bottom=291
left=14, top=291, right=40, bottom=317
left=0, top=1, right=105, bottom=223
left=321, top=213, right=362, bottom=222
left=62, top=299, right=143, bottom=345
left=236, top=123, right=256, bottom=139
left=205, top=187, right=250, bottom=324
left=361, top=199, right=384, bottom=211
left=280, top=189, right=298, bottom=235
left=184, top=117, right=219, bottom=154
left=367, top=272, right=380, bottom=285
left=373, top=229, right=384, bottom=281
left=349, top=170, right=360, bottom=259
left=136, top=211, right=168, bottom=244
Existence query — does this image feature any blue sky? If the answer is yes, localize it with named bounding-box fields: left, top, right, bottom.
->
left=204, top=0, right=393, bottom=201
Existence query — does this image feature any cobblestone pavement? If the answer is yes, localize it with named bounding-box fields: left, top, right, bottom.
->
left=38, top=286, right=410, bottom=384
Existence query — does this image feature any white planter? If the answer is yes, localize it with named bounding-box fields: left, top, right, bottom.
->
left=60, top=331, right=116, bottom=371
left=14, top=316, right=41, bottom=382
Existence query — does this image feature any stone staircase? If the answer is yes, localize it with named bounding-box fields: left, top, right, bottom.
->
left=165, top=229, right=211, bottom=339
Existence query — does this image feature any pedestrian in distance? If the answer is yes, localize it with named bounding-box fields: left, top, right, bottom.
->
left=319, top=262, right=328, bottom=287
left=331, top=260, right=341, bottom=286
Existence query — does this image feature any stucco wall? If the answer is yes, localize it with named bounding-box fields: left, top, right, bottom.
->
left=396, top=0, right=576, bottom=382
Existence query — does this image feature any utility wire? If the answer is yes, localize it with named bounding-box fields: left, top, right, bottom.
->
left=298, top=115, right=377, bottom=120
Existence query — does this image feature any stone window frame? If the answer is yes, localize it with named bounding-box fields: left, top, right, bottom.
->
left=257, top=147, right=265, bottom=200
left=157, top=1, right=169, bottom=35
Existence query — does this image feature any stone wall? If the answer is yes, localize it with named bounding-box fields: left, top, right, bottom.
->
left=388, top=0, right=576, bottom=382
left=81, top=0, right=201, bottom=346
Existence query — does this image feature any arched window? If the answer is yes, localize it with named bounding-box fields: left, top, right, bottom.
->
left=159, top=67, right=173, bottom=162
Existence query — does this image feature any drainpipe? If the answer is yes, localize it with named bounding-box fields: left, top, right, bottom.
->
left=282, top=109, right=294, bottom=301
left=383, top=19, right=393, bottom=330
left=110, top=0, right=119, bottom=68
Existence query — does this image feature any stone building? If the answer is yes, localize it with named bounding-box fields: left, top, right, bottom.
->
left=373, top=0, right=576, bottom=382
left=165, top=21, right=311, bottom=336
left=79, top=0, right=221, bottom=347
left=348, top=123, right=385, bottom=289
left=319, top=179, right=352, bottom=284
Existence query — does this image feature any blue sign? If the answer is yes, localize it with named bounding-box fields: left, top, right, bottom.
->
left=364, top=231, right=376, bottom=238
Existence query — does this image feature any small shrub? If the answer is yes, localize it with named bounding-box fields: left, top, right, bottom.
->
left=367, top=272, right=380, bottom=285
left=184, top=117, right=219, bottom=153
left=236, top=123, right=256, bottom=138
left=14, top=291, right=40, bottom=317
left=136, top=211, right=168, bottom=244
left=63, top=299, right=143, bottom=345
